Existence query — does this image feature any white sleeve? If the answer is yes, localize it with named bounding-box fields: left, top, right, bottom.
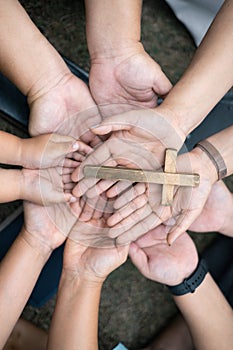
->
left=165, top=0, right=224, bottom=45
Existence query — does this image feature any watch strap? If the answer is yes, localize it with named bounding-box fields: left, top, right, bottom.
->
left=167, top=259, right=208, bottom=296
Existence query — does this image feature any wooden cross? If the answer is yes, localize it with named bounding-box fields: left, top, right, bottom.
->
left=84, top=149, right=200, bottom=206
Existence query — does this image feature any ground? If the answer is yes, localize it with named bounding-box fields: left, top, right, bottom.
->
left=0, top=1, right=232, bottom=349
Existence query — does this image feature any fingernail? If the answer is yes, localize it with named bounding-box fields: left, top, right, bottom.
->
left=72, top=142, right=79, bottom=150
left=69, top=196, right=77, bottom=203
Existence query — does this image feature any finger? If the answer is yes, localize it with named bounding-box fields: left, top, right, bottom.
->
left=62, top=167, right=77, bottom=175
left=80, top=129, right=102, bottom=148
left=116, top=212, right=163, bottom=245
left=70, top=198, right=84, bottom=218
left=106, top=181, right=132, bottom=198
left=167, top=209, right=201, bottom=245
left=63, top=158, right=80, bottom=168
left=91, top=109, right=184, bottom=149
left=113, top=183, right=147, bottom=209
left=86, top=179, right=117, bottom=198
left=152, top=69, right=172, bottom=98
left=66, top=152, right=86, bottom=162
left=64, top=182, right=76, bottom=190
left=90, top=109, right=155, bottom=136
left=62, top=173, right=73, bottom=184
left=72, top=157, right=117, bottom=197
left=92, top=195, right=109, bottom=220
left=136, top=225, right=168, bottom=248
left=107, top=193, right=148, bottom=227
left=108, top=204, right=153, bottom=238
left=79, top=196, right=99, bottom=222
left=75, top=140, right=93, bottom=154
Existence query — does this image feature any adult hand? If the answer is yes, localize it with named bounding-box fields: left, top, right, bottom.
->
left=71, top=108, right=185, bottom=198
left=189, top=180, right=233, bottom=237
left=23, top=200, right=78, bottom=253
left=89, top=44, right=172, bottom=108
left=105, top=147, right=218, bottom=245
left=129, top=225, right=198, bottom=286
left=28, top=72, right=101, bottom=147
left=62, top=236, right=129, bottom=283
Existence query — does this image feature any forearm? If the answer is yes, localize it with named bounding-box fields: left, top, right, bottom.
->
left=0, top=131, right=22, bottom=165
left=47, top=270, right=102, bottom=350
left=0, top=168, right=40, bottom=204
left=174, top=273, right=233, bottom=350
left=0, top=0, right=69, bottom=99
left=157, top=0, right=233, bottom=135
left=85, top=0, right=143, bottom=59
left=0, top=169, right=21, bottom=202
left=0, top=227, right=51, bottom=348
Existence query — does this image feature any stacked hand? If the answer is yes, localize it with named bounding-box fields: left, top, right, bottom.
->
left=69, top=109, right=219, bottom=247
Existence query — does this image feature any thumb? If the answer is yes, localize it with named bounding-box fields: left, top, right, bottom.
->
left=167, top=209, right=199, bottom=245
left=129, top=242, right=149, bottom=277
left=152, top=69, right=172, bottom=99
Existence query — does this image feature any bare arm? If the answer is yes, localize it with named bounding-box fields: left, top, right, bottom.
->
left=84, top=0, right=171, bottom=107
left=47, top=237, right=129, bottom=350
left=130, top=228, right=233, bottom=350
left=85, top=0, right=142, bottom=59
left=0, top=0, right=69, bottom=99
left=0, top=131, right=22, bottom=165
left=47, top=269, right=101, bottom=350
left=174, top=273, right=233, bottom=350
left=0, top=227, right=51, bottom=348
left=157, top=0, right=233, bottom=135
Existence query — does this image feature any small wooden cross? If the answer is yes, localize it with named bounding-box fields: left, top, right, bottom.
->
left=84, top=149, right=200, bottom=206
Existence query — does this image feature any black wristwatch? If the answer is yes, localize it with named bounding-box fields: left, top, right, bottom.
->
left=167, top=259, right=208, bottom=296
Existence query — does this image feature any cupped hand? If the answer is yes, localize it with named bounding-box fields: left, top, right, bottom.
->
left=105, top=147, right=217, bottom=245
left=23, top=200, right=77, bottom=252
left=71, top=108, right=185, bottom=198
left=28, top=72, right=101, bottom=147
left=89, top=44, right=172, bottom=108
left=189, top=180, right=233, bottom=236
left=129, top=225, right=198, bottom=286
left=62, top=237, right=129, bottom=283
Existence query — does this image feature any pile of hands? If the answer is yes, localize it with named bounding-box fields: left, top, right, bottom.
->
left=21, top=50, right=231, bottom=290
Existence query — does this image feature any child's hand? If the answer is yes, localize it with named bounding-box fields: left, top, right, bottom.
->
left=20, top=138, right=92, bottom=205
left=20, top=134, right=92, bottom=169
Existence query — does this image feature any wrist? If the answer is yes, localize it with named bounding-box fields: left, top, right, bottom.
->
left=89, top=40, right=144, bottom=63
left=20, top=169, right=42, bottom=204
left=168, top=258, right=208, bottom=296
left=61, top=267, right=105, bottom=289
left=155, top=104, right=192, bottom=138
left=152, top=107, right=186, bottom=150
left=190, top=147, right=219, bottom=185
left=19, top=226, right=52, bottom=261
left=27, top=60, right=71, bottom=104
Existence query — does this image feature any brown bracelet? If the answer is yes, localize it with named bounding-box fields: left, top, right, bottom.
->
left=196, top=140, right=227, bottom=180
